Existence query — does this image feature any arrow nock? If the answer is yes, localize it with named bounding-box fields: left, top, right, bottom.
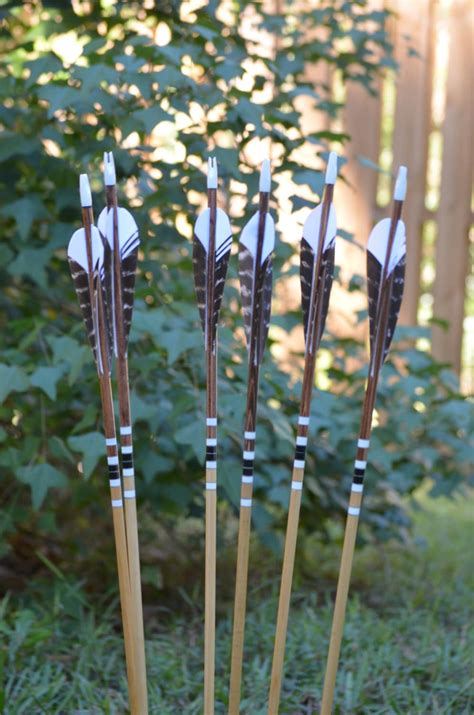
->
left=325, top=151, right=338, bottom=185
left=103, top=151, right=116, bottom=186
left=207, top=156, right=218, bottom=189
left=393, top=165, right=407, bottom=201
left=79, top=173, right=92, bottom=208
left=259, top=158, right=271, bottom=193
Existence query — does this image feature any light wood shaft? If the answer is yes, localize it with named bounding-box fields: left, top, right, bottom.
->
left=81, top=203, right=137, bottom=713
left=204, top=468, right=217, bottom=715
left=107, top=184, right=149, bottom=715
left=268, top=466, right=304, bottom=715
left=228, top=507, right=252, bottom=714
left=320, top=514, right=359, bottom=715
left=204, top=187, right=218, bottom=715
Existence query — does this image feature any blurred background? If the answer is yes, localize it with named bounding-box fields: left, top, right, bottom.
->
left=0, top=1, right=472, bottom=712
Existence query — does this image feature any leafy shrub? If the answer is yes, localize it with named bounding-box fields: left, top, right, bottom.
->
left=0, top=1, right=471, bottom=587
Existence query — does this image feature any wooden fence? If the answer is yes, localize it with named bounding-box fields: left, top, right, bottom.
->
left=302, top=0, right=473, bottom=386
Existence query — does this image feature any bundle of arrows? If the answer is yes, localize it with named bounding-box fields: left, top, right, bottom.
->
left=67, top=154, right=148, bottom=715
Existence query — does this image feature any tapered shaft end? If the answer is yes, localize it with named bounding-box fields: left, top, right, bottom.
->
left=207, top=156, right=218, bottom=189
left=103, top=151, right=116, bottom=186
left=259, top=158, right=271, bottom=192
left=325, top=151, right=338, bottom=185
left=79, top=174, right=92, bottom=207
left=394, top=165, right=407, bottom=201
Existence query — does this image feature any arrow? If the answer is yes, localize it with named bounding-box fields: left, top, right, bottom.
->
left=67, top=173, right=137, bottom=713
left=192, top=157, right=232, bottom=715
left=98, top=151, right=148, bottom=715
left=320, top=166, right=407, bottom=715
left=268, top=152, right=339, bottom=715
left=228, top=159, right=275, bottom=715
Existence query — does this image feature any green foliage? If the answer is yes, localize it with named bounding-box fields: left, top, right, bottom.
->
left=1, top=494, right=472, bottom=712
left=0, top=0, right=471, bottom=587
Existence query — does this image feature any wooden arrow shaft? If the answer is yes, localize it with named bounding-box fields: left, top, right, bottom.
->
left=80, top=204, right=138, bottom=712
left=321, top=196, right=406, bottom=713
left=105, top=186, right=149, bottom=715
left=320, top=384, right=375, bottom=715
left=228, top=362, right=260, bottom=715
left=267, top=183, right=334, bottom=714
left=204, top=187, right=218, bottom=715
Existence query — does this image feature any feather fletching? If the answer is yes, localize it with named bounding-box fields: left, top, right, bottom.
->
left=366, top=217, right=406, bottom=362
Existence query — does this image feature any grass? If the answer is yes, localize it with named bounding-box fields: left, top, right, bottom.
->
left=1, top=492, right=472, bottom=714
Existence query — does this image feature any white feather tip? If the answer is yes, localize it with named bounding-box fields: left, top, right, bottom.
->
left=103, top=151, right=116, bottom=186
left=207, top=157, right=218, bottom=189
left=394, top=166, right=407, bottom=201
left=259, top=159, right=271, bottom=192
left=79, top=174, right=92, bottom=207
left=325, top=152, right=338, bottom=185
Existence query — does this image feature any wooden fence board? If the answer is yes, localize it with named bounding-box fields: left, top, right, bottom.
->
left=392, top=0, right=435, bottom=325
left=432, top=0, right=473, bottom=372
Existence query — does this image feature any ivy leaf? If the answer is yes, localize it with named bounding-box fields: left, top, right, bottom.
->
left=67, top=432, right=105, bottom=479
left=0, top=364, right=29, bottom=403
left=16, top=463, right=67, bottom=510
left=30, top=366, right=66, bottom=401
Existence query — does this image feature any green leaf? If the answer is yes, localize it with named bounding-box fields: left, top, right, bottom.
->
left=67, top=431, right=105, bottom=479
left=16, top=463, right=67, bottom=510
left=30, top=366, right=65, bottom=401
left=0, top=364, right=29, bottom=403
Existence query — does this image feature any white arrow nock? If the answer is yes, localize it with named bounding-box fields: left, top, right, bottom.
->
left=259, top=158, right=271, bottom=192
left=394, top=165, right=407, bottom=201
left=79, top=174, right=92, bottom=208
left=207, top=157, right=217, bottom=189
left=104, top=151, right=116, bottom=186
left=325, top=151, right=338, bottom=185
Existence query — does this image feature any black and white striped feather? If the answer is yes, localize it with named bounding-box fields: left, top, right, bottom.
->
left=239, top=209, right=275, bottom=364
left=300, top=240, right=335, bottom=346
left=68, top=226, right=108, bottom=372
left=300, top=202, right=337, bottom=346
left=193, top=207, right=232, bottom=347
left=367, top=217, right=406, bottom=362
left=98, top=207, right=140, bottom=355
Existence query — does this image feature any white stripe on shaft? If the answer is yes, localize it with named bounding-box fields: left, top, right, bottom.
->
left=296, top=436, right=308, bottom=446
left=120, top=425, right=132, bottom=436
left=355, top=460, right=367, bottom=470
left=244, top=431, right=256, bottom=440
left=240, top=498, right=252, bottom=507
left=298, top=416, right=310, bottom=426
left=111, top=499, right=123, bottom=508
left=123, top=468, right=134, bottom=477
left=358, top=438, right=370, bottom=449
left=351, top=484, right=363, bottom=493
left=124, top=490, right=136, bottom=498
left=348, top=506, right=360, bottom=516
left=291, top=481, right=303, bottom=491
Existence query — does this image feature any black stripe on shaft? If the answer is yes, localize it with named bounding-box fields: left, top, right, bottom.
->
left=206, top=446, right=217, bottom=460
left=294, top=445, right=307, bottom=461
left=108, top=465, right=120, bottom=477
left=353, top=474, right=364, bottom=484
left=122, top=454, right=134, bottom=469
left=354, top=468, right=365, bottom=476
left=243, top=459, right=254, bottom=469
left=243, top=466, right=254, bottom=476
